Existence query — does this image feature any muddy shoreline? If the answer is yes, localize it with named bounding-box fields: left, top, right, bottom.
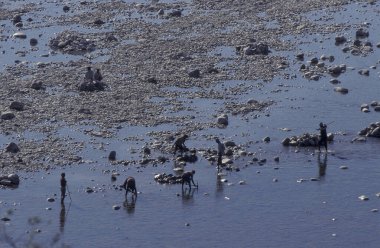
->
left=0, top=0, right=377, bottom=173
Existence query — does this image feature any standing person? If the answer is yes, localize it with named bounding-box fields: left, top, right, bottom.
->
left=173, top=134, right=189, bottom=154
left=84, top=66, right=94, bottom=83
left=123, top=176, right=137, bottom=198
left=215, top=138, right=225, bottom=170
left=181, top=170, right=196, bottom=190
left=94, top=68, right=103, bottom=82
left=60, top=173, right=67, bottom=203
left=318, top=122, right=328, bottom=152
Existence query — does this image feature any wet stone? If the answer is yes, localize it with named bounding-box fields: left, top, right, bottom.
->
left=113, top=205, right=121, bottom=210
left=358, top=195, right=369, bottom=201
left=47, top=198, right=55, bottom=202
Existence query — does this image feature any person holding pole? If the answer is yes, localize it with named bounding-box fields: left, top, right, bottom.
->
left=60, top=173, right=67, bottom=203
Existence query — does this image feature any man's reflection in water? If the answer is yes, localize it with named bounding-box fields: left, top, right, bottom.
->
left=318, top=153, right=328, bottom=178
left=59, top=202, right=66, bottom=233
left=124, top=196, right=136, bottom=215
left=216, top=174, right=224, bottom=198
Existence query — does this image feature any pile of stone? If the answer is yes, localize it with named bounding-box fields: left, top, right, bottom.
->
left=49, top=31, right=96, bottom=54
left=79, top=81, right=107, bottom=92
left=282, top=133, right=334, bottom=147
left=236, top=42, right=270, bottom=56
left=358, top=122, right=380, bottom=138
left=154, top=173, right=182, bottom=184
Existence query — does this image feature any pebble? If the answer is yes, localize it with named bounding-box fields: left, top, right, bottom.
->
left=113, top=205, right=121, bottom=210
left=47, top=198, right=55, bottom=202
left=185, top=223, right=190, bottom=226
left=371, top=209, right=378, bottom=213
left=310, top=178, right=319, bottom=181
left=273, top=178, right=278, bottom=182
left=224, top=197, right=230, bottom=200
left=339, top=166, right=348, bottom=169
left=238, top=180, right=246, bottom=185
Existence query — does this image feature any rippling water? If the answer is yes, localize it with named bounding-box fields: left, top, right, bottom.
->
left=1, top=1, right=380, bottom=248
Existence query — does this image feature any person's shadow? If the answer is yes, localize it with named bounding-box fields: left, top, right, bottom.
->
left=318, top=153, right=328, bottom=178
left=123, top=196, right=136, bottom=215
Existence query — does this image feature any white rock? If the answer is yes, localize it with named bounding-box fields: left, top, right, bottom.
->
left=13, top=32, right=27, bottom=39
left=358, top=195, right=369, bottom=201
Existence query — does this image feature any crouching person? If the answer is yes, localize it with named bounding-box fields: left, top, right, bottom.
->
left=181, top=170, right=196, bottom=190
left=123, top=176, right=137, bottom=198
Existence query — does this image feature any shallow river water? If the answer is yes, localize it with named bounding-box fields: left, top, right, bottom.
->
left=1, top=1, right=380, bottom=248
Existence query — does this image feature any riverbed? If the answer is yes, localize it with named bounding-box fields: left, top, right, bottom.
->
left=1, top=0, right=380, bottom=248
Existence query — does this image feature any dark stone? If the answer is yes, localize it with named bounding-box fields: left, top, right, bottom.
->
left=147, top=77, right=157, bottom=84
left=12, top=14, right=22, bottom=24
left=168, top=10, right=182, bottom=17
left=63, top=6, right=70, bottom=12
left=335, top=36, right=347, bottom=44
left=1, top=112, right=15, bottom=120
left=10, top=101, right=24, bottom=111
left=109, top=151, right=116, bottom=160
left=94, top=19, right=105, bottom=25
left=356, top=28, right=369, bottom=38
left=188, top=69, right=200, bottom=78
left=78, top=108, right=92, bottom=114
left=31, top=81, right=44, bottom=90
left=29, top=38, right=38, bottom=46
left=6, top=142, right=20, bottom=153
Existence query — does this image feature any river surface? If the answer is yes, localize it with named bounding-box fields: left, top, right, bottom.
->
left=1, top=1, right=380, bottom=248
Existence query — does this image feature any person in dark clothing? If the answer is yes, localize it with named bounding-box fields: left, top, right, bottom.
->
left=318, top=122, right=328, bottom=152
left=60, top=173, right=67, bottom=203
left=182, top=170, right=196, bottom=190
left=94, top=69, right=103, bottom=82
left=123, top=176, right=137, bottom=198
left=173, top=134, right=189, bottom=154
left=215, top=138, right=225, bottom=170
left=84, top=66, right=94, bottom=83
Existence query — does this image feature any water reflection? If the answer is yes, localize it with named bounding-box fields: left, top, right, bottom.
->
left=59, top=203, right=66, bottom=233
left=181, top=188, right=196, bottom=205
left=123, top=196, right=136, bottom=215
left=317, top=153, right=327, bottom=178
left=216, top=174, right=224, bottom=198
